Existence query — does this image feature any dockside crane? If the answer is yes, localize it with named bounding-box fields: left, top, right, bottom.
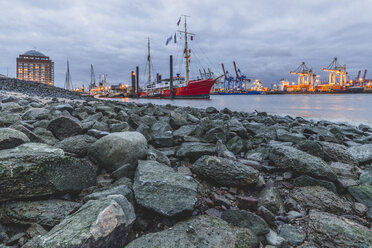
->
left=289, top=62, right=314, bottom=86
left=363, top=69, right=367, bottom=81
left=356, top=70, right=361, bottom=81
left=233, top=61, right=250, bottom=90
left=321, top=58, right=347, bottom=86
left=221, top=63, right=234, bottom=89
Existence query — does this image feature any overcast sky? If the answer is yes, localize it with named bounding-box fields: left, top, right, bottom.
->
left=1, top=0, right=371, bottom=88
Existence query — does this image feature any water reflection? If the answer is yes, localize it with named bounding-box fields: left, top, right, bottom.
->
left=114, top=94, right=372, bottom=126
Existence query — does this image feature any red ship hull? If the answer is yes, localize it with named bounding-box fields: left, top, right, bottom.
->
left=140, top=78, right=216, bottom=99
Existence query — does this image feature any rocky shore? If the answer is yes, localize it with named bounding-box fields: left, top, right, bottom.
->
left=0, top=79, right=371, bottom=247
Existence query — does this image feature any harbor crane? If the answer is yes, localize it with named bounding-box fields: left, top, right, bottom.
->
left=289, top=62, right=314, bottom=86
left=321, top=57, right=347, bottom=86
left=233, top=61, right=250, bottom=90
left=221, top=63, right=234, bottom=89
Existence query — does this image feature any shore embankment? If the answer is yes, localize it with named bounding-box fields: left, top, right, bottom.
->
left=0, top=78, right=371, bottom=247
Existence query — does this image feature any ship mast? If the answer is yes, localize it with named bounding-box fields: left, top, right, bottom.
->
left=147, top=37, right=151, bottom=87
left=183, top=15, right=190, bottom=84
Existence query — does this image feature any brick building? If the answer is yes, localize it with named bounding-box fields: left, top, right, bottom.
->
left=16, top=50, right=54, bottom=85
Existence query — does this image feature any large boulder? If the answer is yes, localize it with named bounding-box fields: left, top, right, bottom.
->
left=269, top=145, right=337, bottom=181
left=0, top=143, right=96, bottom=202
left=221, top=209, right=269, bottom=236
left=55, top=134, right=97, bottom=157
left=347, top=144, right=372, bottom=165
left=0, top=199, right=80, bottom=227
left=308, top=210, right=372, bottom=248
left=291, top=186, right=352, bottom=214
left=193, top=156, right=259, bottom=186
left=176, top=142, right=217, bottom=161
left=47, top=116, right=83, bottom=140
left=88, top=131, right=147, bottom=172
left=0, top=127, right=30, bottom=150
left=133, top=160, right=198, bottom=216
left=125, top=215, right=258, bottom=248
left=30, top=196, right=135, bottom=248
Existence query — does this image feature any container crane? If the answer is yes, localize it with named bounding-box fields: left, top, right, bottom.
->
left=289, top=62, right=314, bottom=87
left=221, top=63, right=234, bottom=89
left=321, top=58, right=347, bottom=86
left=233, top=61, right=250, bottom=90
left=363, top=69, right=367, bottom=81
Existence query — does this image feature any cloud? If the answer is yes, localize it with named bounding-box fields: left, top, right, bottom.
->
left=0, top=0, right=371, bottom=87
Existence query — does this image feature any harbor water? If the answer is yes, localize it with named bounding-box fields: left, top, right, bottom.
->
left=117, top=94, right=372, bottom=126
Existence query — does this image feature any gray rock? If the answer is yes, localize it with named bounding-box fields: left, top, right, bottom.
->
left=0, top=112, right=21, bottom=127
left=176, top=142, right=217, bottom=161
left=125, top=215, right=258, bottom=248
left=258, top=181, right=285, bottom=214
left=347, top=184, right=372, bottom=207
left=0, top=143, right=96, bottom=201
left=55, top=104, right=73, bottom=113
left=11, top=124, right=44, bottom=143
left=31, top=196, right=135, bottom=248
left=293, top=175, right=337, bottom=193
left=291, top=186, right=352, bottom=214
left=360, top=169, right=372, bottom=185
left=173, top=125, right=197, bottom=139
left=279, top=224, right=306, bottom=246
left=47, top=116, right=83, bottom=140
left=0, top=127, right=30, bottom=150
left=87, top=128, right=109, bottom=139
left=111, top=163, right=135, bottom=179
left=133, top=160, right=198, bottom=216
left=33, top=127, right=58, bottom=145
left=216, top=140, right=236, bottom=160
left=110, top=122, right=131, bottom=132
left=265, top=229, right=286, bottom=247
left=0, top=199, right=80, bottom=227
left=146, top=147, right=171, bottom=166
left=308, top=210, right=372, bottom=248
left=221, top=209, right=270, bottom=235
left=55, top=134, right=97, bottom=157
left=88, top=131, right=147, bottom=172
left=295, top=140, right=324, bottom=158
left=347, top=144, right=372, bottom=165
left=21, top=108, right=50, bottom=120
left=170, top=110, right=188, bottom=128
left=276, top=129, right=306, bottom=143
left=226, top=136, right=245, bottom=154
left=269, top=145, right=337, bottom=181
left=328, top=162, right=358, bottom=179
left=83, top=185, right=133, bottom=203
left=227, top=118, right=247, bottom=138
left=151, top=121, right=173, bottom=147
left=193, top=155, right=259, bottom=186
left=320, top=141, right=358, bottom=165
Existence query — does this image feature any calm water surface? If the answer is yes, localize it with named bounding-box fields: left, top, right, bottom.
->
left=117, top=94, right=372, bottom=126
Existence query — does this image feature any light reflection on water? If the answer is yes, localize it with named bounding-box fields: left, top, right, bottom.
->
left=116, top=94, right=372, bottom=126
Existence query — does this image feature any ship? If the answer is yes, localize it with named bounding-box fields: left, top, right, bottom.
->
left=139, top=16, right=218, bottom=99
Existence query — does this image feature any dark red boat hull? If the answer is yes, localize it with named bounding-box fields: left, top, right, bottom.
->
left=140, top=78, right=216, bottom=99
